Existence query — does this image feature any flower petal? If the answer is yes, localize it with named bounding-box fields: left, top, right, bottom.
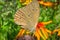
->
left=38, top=1, right=53, bottom=7
left=37, top=29, right=46, bottom=40
left=58, top=31, right=60, bottom=36
left=34, top=30, right=40, bottom=40
left=42, top=20, right=52, bottom=25
left=45, top=28, right=52, bottom=34
left=26, top=30, right=30, bottom=35
left=40, top=27, right=48, bottom=39
left=16, top=29, right=25, bottom=38
left=20, top=0, right=32, bottom=5
left=53, top=29, right=60, bottom=33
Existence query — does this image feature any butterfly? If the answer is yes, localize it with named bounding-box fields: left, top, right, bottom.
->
left=14, top=0, right=40, bottom=32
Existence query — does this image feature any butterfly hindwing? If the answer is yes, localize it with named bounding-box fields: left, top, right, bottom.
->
left=14, top=0, right=40, bottom=31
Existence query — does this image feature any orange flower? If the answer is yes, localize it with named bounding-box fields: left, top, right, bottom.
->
left=20, top=0, right=32, bottom=5
left=20, top=0, right=54, bottom=7
left=53, top=28, right=60, bottom=36
left=38, top=1, right=53, bottom=7
left=16, top=29, right=25, bottom=38
left=34, top=21, right=52, bottom=40
left=16, top=20, right=52, bottom=40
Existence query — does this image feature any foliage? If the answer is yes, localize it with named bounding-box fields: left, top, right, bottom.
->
left=0, top=0, right=60, bottom=40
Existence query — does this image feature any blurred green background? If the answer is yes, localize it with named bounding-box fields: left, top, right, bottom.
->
left=0, top=0, right=60, bottom=40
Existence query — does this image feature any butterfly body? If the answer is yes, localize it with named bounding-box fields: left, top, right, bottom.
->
left=14, top=0, right=40, bottom=32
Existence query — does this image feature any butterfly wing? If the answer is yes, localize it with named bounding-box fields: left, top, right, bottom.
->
left=14, top=0, right=40, bottom=32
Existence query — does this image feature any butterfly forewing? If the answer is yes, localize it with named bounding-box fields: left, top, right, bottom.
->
left=14, top=0, right=40, bottom=31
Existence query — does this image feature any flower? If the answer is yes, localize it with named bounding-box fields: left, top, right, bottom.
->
left=16, top=20, right=52, bottom=40
left=53, top=28, right=60, bottom=36
left=20, top=0, right=32, bottom=5
left=33, top=21, right=52, bottom=40
left=38, top=1, right=53, bottom=7
left=20, top=0, right=53, bottom=7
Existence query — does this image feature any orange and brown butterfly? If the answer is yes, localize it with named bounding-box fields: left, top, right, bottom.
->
left=14, top=0, right=52, bottom=40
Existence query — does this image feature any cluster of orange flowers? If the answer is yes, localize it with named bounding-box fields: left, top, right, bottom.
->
left=16, top=20, right=60, bottom=40
left=15, top=0, right=60, bottom=40
left=20, top=0, right=54, bottom=7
